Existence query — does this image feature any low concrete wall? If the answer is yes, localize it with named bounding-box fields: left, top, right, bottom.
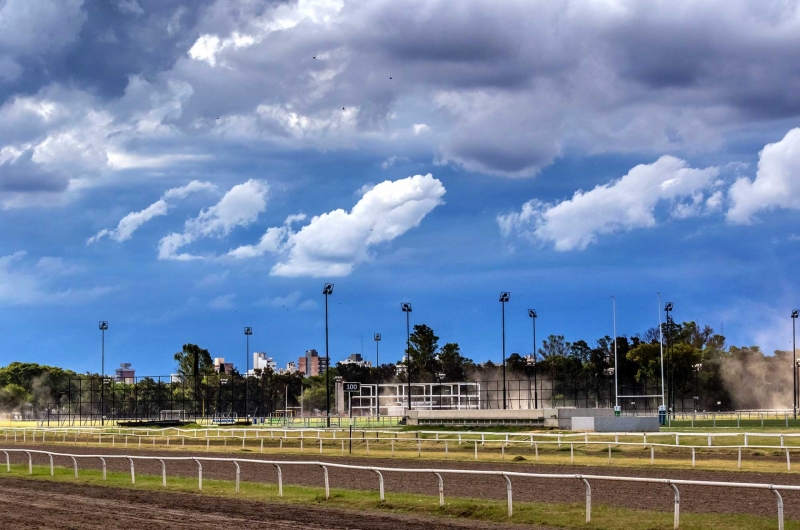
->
left=572, top=416, right=660, bottom=432
left=406, top=407, right=617, bottom=427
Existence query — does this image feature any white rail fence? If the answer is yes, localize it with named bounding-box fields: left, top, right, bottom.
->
left=0, top=448, right=797, bottom=529
left=5, top=428, right=800, bottom=470
left=10, top=426, right=800, bottom=446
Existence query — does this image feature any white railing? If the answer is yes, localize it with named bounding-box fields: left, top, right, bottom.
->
left=9, top=426, right=800, bottom=448
left=0, top=447, right=797, bottom=529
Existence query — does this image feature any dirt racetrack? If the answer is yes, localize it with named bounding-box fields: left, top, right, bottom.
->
left=4, top=444, right=800, bottom=520
left=0, top=477, right=543, bottom=530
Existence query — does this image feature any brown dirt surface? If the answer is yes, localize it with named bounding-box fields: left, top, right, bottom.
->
left=4, top=443, right=800, bottom=520
left=0, top=476, right=544, bottom=530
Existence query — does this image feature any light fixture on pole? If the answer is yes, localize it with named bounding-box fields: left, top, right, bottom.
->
left=374, top=333, right=381, bottom=420
left=401, top=302, right=413, bottom=411
left=244, top=326, right=252, bottom=420
left=499, top=292, right=510, bottom=410
left=665, top=301, right=674, bottom=413
left=323, top=283, right=334, bottom=427
left=528, top=309, right=538, bottom=410
left=793, top=310, right=799, bottom=420
left=98, top=321, right=108, bottom=427
left=612, top=296, right=618, bottom=415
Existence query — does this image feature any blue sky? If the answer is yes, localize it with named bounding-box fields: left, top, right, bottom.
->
left=2, top=0, right=800, bottom=376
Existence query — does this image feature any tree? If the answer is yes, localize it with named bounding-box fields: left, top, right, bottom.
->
left=439, top=343, right=472, bottom=381
left=406, top=324, right=441, bottom=382
left=173, top=344, right=214, bottom=381
left=0, top=383, right=32, bottom=411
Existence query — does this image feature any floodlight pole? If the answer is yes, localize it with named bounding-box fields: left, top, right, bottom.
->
left=665, top=302, right=674, bottom=413
left=374, top=333, right=381, bottom=420
left=402, top=303, right=412, bottom=412
left=793, top=310, right=798, bottom=420
left=323, top=284, right=334, bottom=428
left=500, top=292, right=510, bottom=410
left=98, top=321, right=108, bottom=427
left=657, top=294, right=666, bottom=410
left=244, top=327, right=252, bottom=421
left=612, top=296, right=618, bottom=410
left=529, top=309, right=538, bottom=410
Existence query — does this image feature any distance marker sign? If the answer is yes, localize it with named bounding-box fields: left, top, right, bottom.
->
left=343, top=382, right=361, bottom=392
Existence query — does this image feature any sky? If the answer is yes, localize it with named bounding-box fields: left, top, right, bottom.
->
left=2, top=0, right=800, bottom=377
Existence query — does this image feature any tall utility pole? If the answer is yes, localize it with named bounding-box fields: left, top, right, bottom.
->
left=323, top=284, right=334, bottom=427
left=657, top=293, right=666, bottom=411
left=374, top=333, right=381, bottom=420
left=244, top=327, right=252, bottom=420
left=612, top=296, right=618, bottom=412
left=401, top=303, right=413, bottom=411
left=99, top=321, right=108, bottom=427
left=499, top=292, right=510, bottom=410
left=665, top=302, right=674, bottom=413
left=528, top=309, right=538, bottom=409
left=793, top=310, right=799, bottom=420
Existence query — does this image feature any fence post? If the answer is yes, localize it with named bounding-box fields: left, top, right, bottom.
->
left=503, top=473, right=513, bottom=517
left=128, top=457, right=135, bottom=484
left=2, top=450, right=8, bottom=472
left=787, top=449, right=791, bottom=471
left=319, top=438, right=323, bottom=455
left=25, top=452, right=31, bottom=475
left=738, top=447, right=742, bottom=469
left=72, top=456, right=78, bottom=479
left=772, top=488, right=784, bottom=530
left=234, top=461, right=240, bottom=493
left=744, top=434, right=748, bottom=447
left=502, top=446, right=505, bottom=461
left=49, top=454, right=54, bottom=476
left=474, top=441, right=478, bottom=460
left=274, top=464, right=283, bottom=497
left=707, top=434, right=711, bottom=447
left=193, top=458, right=202, bottom=490
left=691, top=447, right=695, bottom=468
left=321, top=465, right=330, bottom=500
left=670, top=483, right=680, bottom=529
left=374, top=470, right=385, bottom=501
left=570, top=442, right=574, bottom=463
left=433, top=472, right=444, bottom=507
left=535, top=441, right=539, bottom=461
left=581, top=478, right=591, bottom=523
left=157, top=459, right=166, bottom=487
left=99, top=457, right=106, bottom=481
left=651, top=445, right=654, bottom=465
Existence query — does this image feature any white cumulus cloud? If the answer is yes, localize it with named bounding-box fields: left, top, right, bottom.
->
left=727, top=128, right=800, bottom=224
left=498, top=156, right=721, bottom=251
left=159, top=179, right=269, bottom=260
left=229, top=174, right=445, bottom=277
left=87, top=180, right=217, bottom=244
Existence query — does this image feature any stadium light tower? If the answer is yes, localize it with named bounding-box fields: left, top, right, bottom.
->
left=98, top=321, right=108, bottom=427
left=323, top=283, right=334, bottom=427
left=499, top=292, right=510, bottom=410
left=528, top=309, right=538, bottom=409
left=244, top=326, right=252, bottom=420
left=612, top=296, right=618, bottom=413
left=401, top=302, right=413, bottom=411
left=374, top=333, right=381, bottom=420
left=665, top=301, right=674, bottom=413
left=793, top=310, right=799, bottom=420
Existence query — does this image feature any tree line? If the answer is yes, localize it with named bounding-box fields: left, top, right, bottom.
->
left=0, top=320, right=792, bottom=415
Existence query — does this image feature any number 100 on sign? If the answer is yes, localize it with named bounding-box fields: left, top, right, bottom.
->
left=343, top=382, right=360, bottom=392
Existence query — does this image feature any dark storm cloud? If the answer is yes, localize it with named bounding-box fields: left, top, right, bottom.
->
left=5, top=0, right=800, bottom=192
left=0, top=0, right=217, bottom=102
left=0, top=151, right=68, bottom=193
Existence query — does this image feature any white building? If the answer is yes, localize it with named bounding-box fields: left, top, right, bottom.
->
left=251, top=352, right=277, bottom=375
left=339, top=353, right=372, bottom=368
